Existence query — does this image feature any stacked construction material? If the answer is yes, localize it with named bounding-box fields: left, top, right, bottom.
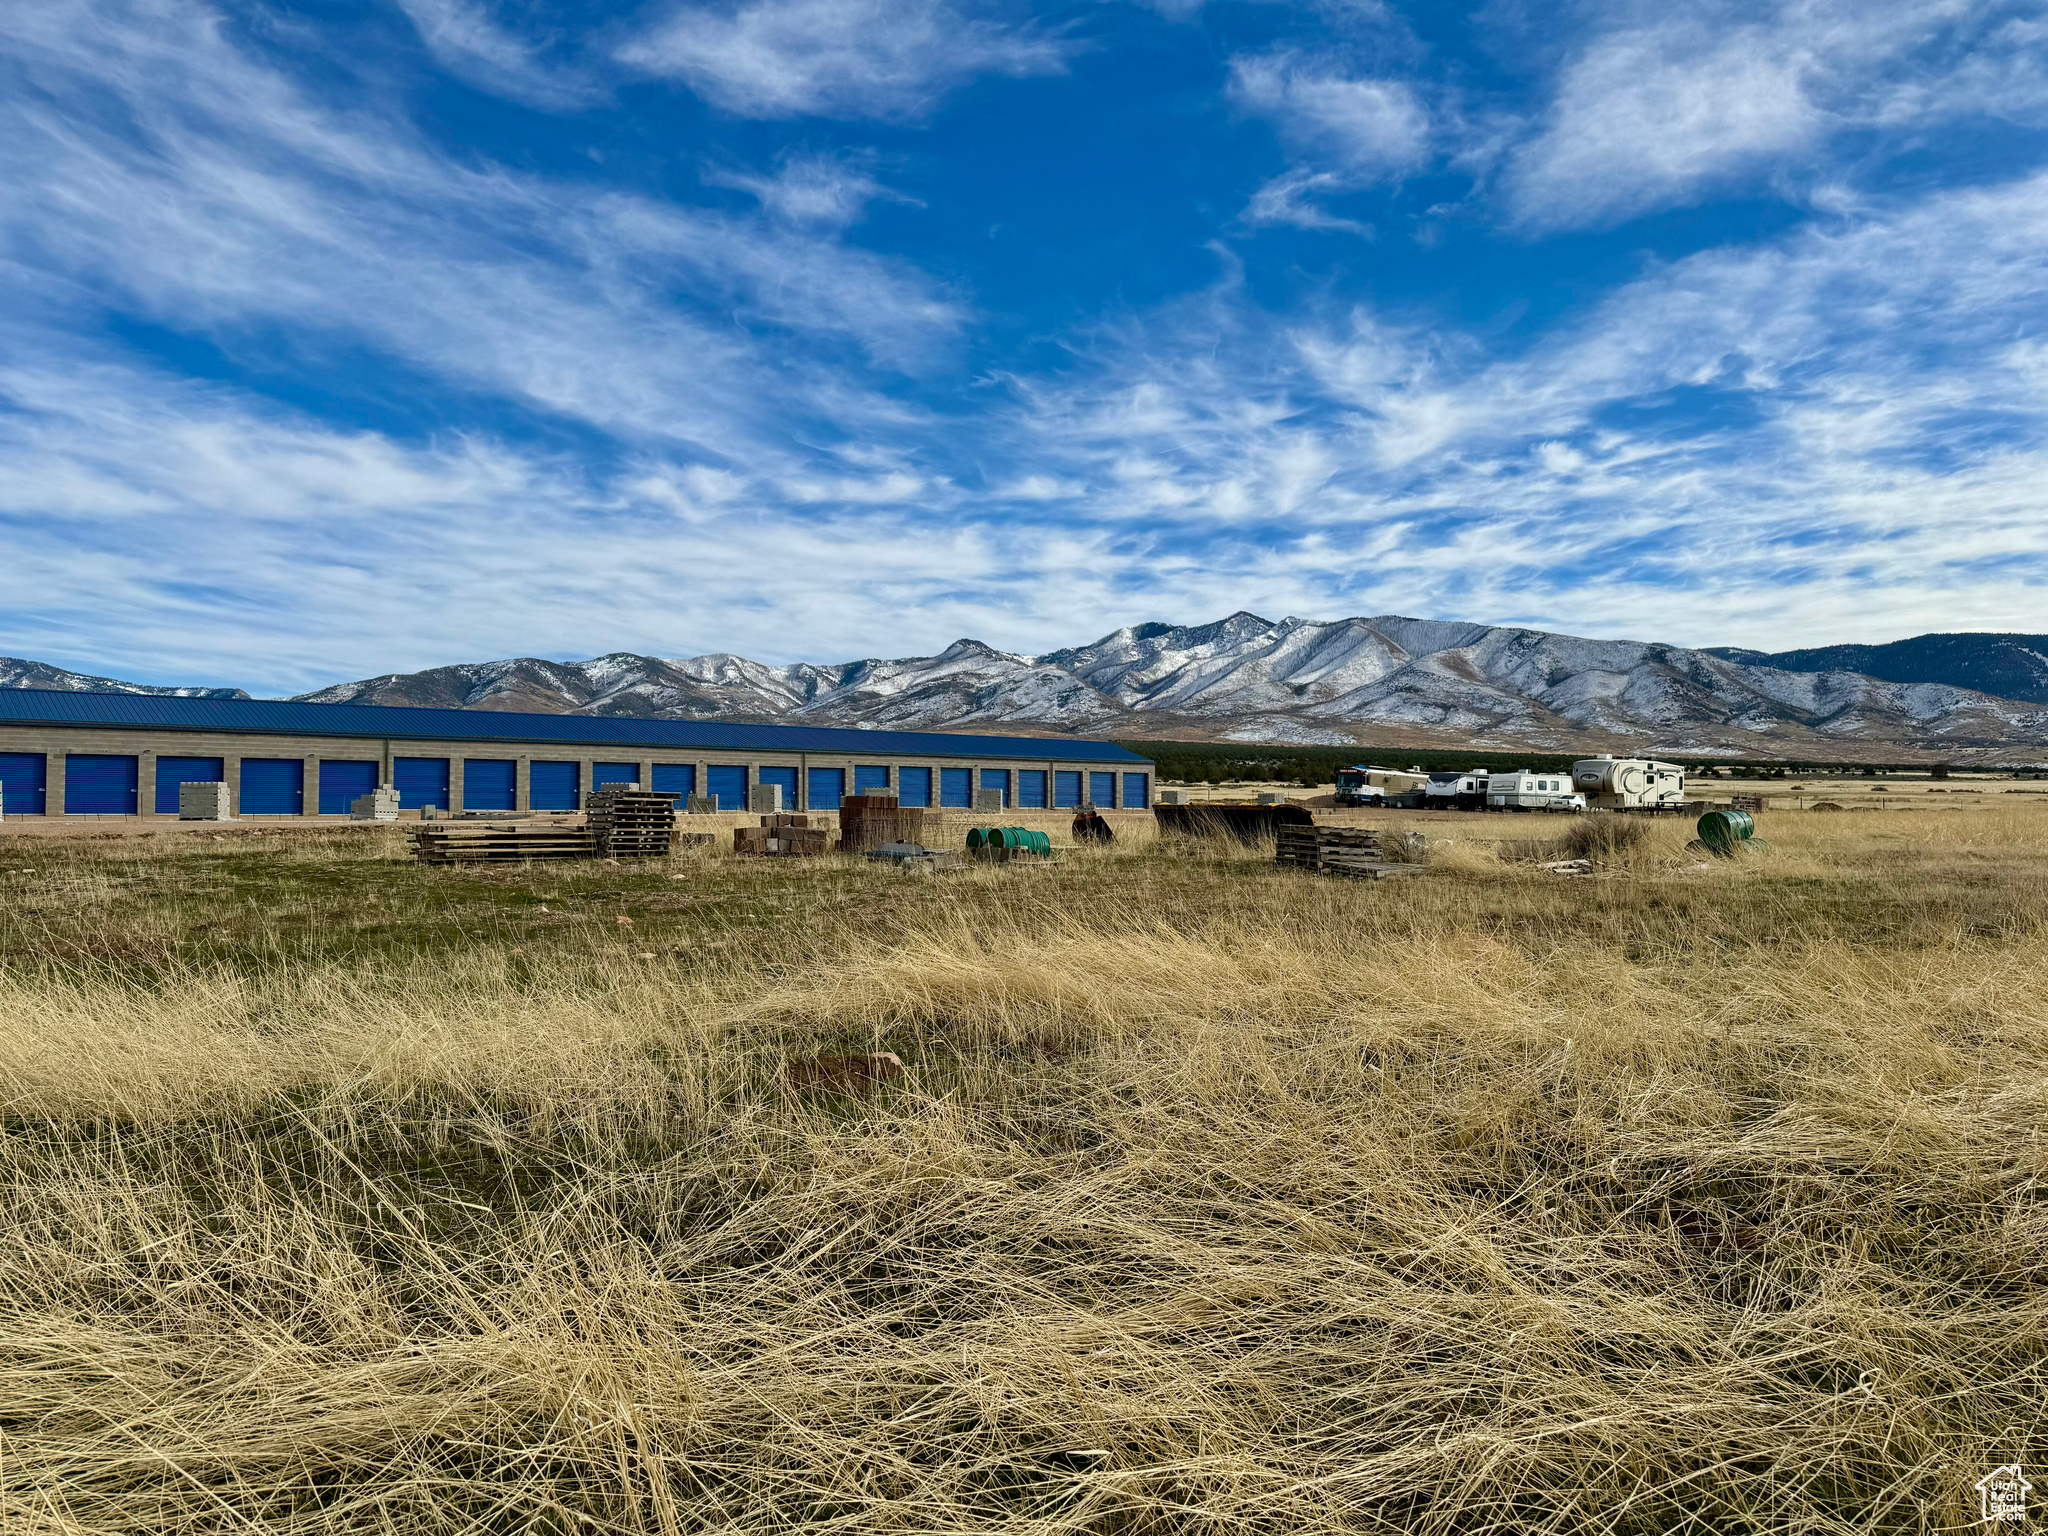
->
left=735, top=813, right=829, bottom=857
left=349, top=786, right=400, bottom=821
left=837, top=792, right=926, bottom=853
left=408, top=825, right=598, bottom=864
left=179, top=781, right=234, bottom=821
left=587, top=786, right=679, bottom=858
left=1275, top=824, right=1428, bottom=880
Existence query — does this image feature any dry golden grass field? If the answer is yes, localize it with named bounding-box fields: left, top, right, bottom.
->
left=2, top=804, right=2044, bottom=1533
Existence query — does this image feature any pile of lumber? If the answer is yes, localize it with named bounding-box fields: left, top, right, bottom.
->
left=1275, top=824, right=1428, bottom=880
left=837, top=792, right=926, bottom=852
left=407, top=825, right=598, bottom=864
left=867, top=840, right=964, bottom=873
left=587, top=787, right=678, bottom=858
left=1154, top=802, right=1314, bottom=843
left=735, top=813, right=828, bottom=857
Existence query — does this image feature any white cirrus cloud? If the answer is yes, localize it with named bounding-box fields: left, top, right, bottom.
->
left=617, top=0, right=1069, bottom=120
left=704, top=151, right=917, bottom=228
left=1505, top=0, right=2048, bottom=230
left=998, top=163, right=2048, bottom=646
left=1229, top=51, right=1430, bottom=175
left=1241, top=168, right=1371, bottom=232
left=394, top=0, right=597, bottom=110
left=0, top=0, right=965, bottom=465
left=1506, top=21, right=1823, bottom=229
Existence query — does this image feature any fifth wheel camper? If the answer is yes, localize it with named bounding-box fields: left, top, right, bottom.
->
left=1571, top=756, right=1686, bottom=812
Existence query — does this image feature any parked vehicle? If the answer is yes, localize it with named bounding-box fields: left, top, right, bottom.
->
left=1572, top=755, right=1686, bottom=812
left=1333, top=767, right=1385, bottom=807
left=1336, top=765, right=1433, bottom=806
left=1486, top=771, right=1586, bottom=812
left=1423, top=770, right=1491, bottom=811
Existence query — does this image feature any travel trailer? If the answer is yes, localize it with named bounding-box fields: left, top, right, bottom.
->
left=1571, top=756, right=1686, bottom=812
left=1422, top=770, right=1490, bottom=811
left=1486, top=771, right=1586, bottom=813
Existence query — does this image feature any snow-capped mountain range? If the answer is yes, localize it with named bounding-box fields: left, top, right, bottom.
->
left=289, top=613, right=2048, bottom=754
left=8, top=613, right=2046, bottom=754
left=0, top=656, right=249, bottom=699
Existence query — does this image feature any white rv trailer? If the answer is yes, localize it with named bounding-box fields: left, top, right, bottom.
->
left=1422, top=770, right=1490, bottom=811
left=1486, top=771, right=1586, bottom=813
left=1572, top=755, right=1686, bottom=812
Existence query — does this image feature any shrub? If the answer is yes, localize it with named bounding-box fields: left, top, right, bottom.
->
left=1555, top=814, right=1653, bottom=863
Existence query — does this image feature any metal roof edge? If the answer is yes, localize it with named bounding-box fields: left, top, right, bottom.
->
left=0, top=688, right=1154, bottom=764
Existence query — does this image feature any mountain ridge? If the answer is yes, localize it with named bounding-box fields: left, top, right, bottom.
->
left=1706, top=633, right=2048, bottom=705
left=0, top=657, right=249, bottom=700
left=7, top=618, right=2046, bottom=757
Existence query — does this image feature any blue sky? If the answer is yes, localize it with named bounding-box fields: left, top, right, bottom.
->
left=4, top=0, right=2048, bottom=693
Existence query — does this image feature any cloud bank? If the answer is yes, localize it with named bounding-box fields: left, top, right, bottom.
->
left=0, top=0, right=2045, bottom=693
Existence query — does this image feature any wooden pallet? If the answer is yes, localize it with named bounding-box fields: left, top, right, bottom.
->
left=586, top=788, right=678, bottom=859
left=1276, top=825, right=1428, bottom=879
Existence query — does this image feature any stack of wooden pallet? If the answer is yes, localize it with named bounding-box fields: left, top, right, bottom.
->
left=1275, top=825, right=1427, bottom=880
left=587, top=787, right=678, bottom=858
left=407, top=825, right=598, bottom=864
left=837, top=793, right=926, bottom=852
left=735, top=813, right=828, bottom=857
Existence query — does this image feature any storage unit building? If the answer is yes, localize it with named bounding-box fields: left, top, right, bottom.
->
left=0, top=690, right=1156, bottom=821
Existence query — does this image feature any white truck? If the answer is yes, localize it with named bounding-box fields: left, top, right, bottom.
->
left=1486, top=771, right=1586, bottom=813
left=1571, top=755, right=1686, bottom=812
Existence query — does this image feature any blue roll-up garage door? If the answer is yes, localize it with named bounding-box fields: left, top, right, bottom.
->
left=757, top=766, right=796, bottom=810
left=155, top=756, right=224, bottom=814
left=853, top=765, right=890, bottom=796
left=1018, top=770, right=1047, bottom=809
left=651, top=764, right=695, bottom=800
left=319, top=761, right=379, bottom=814
left=939, top=768, right=972, bottom=807
left=0, top=753, right=48, bottom=816
left=65, top=755, right=138, bottom=814
left=1054, top=771, right=1082, bottom=808
left=241, top=759, right=303, bottom=815
left=897, top=766, right=931, bottom=807
left=1122, top=773, right=1149, bottom=808
left=707, top=765, right=748, bottom=810
left=593, top=762, right=639, bottom=791
left=530, top=762, right=579, bottom=810
left=464, top=759, right=516, bottom=811
left=393, top=757, right=450, bottom=811
left=1089, top=772, right=1116, bottom=807
left=982, top=770, right=1010, bottom=808
left=807, top=767, right=845, bottom=811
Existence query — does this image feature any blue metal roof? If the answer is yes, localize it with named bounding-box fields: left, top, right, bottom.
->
left=0, top=689, right=1151, bottom=764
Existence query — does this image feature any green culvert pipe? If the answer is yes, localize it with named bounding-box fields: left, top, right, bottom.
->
left=969, top=826, right=1051, bottom=856
left=1696, top=808, right=1755, bottom=855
